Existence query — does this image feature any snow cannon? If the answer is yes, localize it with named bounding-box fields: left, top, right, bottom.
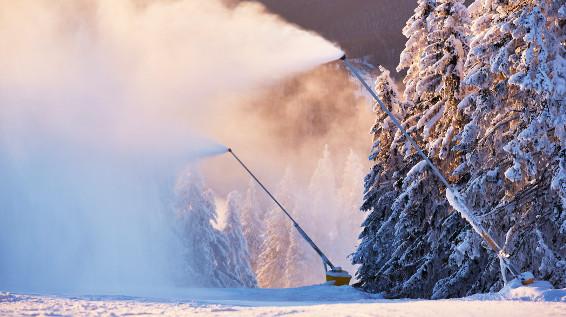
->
left=226, top=148, right=352, bottom=286
left=340, top=56, right=535, bottom=286
left=325, top=267, right=352, bottom=286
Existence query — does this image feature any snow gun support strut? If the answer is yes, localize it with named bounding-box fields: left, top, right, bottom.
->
left=340, top=55, right=534, bottom=286
left=227, top=148, right=352, bottom=286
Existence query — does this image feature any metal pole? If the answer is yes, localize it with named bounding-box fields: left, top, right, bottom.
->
left=340, top=56, right=522, bottom=278
left=342, top=56, right=449, bottom=188
left=227, top=148, right=336, bottom=271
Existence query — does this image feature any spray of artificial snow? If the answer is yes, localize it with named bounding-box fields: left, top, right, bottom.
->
left=0, top=0, right=341, bottom=293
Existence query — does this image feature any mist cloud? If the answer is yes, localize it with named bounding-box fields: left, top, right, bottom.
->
left=0, top=0, right=342, bottom=293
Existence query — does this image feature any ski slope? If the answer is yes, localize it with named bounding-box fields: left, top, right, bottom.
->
left=1, top=284, right=565, bottom=316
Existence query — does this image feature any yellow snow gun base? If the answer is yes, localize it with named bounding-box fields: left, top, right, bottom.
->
left=325, top=268, right=352, bottom=286
left=521, top=278, right=535, bottom=286
left=519, top=272, right=535, bottom=285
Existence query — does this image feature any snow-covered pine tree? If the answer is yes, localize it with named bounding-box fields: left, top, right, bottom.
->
left=414, top=0, right=469, bottom=161
left=339, top=150, right=366, bottom=211
left=396, top=0, right=470, bottom=163
left=352, top=66, right=420, bottom=295
left=283, top=146, right=367, bottom=287
left=336, top=149, right=366, bottom=275
left=548, top=2, right=566, bottom=211
left=307, top=145, right=339, bottom=243
left=456, top=0, right=566, bottom=290
left=284, top=205, right=321, bottom=287
left=354, top=0, right=478, bottom=298
left=395, top=0, right=486, bottom=299
left=256, top=168, right=295, bottom=288
left=398, top=0, right=437, bottom=103
left=353, top=0, right=565, bottom=300
left=174, top=169, right=240, bottom=287
left=223, top=191, right=258, bottom=288
left=500, top=2, right=566, bottom=286
left=240, top=180, right=265, bottom=273
left=307, top=145, right=363, bottom=277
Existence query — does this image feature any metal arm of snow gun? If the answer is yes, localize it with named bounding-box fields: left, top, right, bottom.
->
left=340, top=55, right=534, bottom=286
left=227, top=148, right=352, bottom=286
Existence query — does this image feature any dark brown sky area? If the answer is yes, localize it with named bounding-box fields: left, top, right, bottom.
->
left=248, top=0, right=417, bottom=72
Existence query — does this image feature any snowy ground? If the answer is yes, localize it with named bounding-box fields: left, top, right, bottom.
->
left=1, top=283, right=565, bottom=316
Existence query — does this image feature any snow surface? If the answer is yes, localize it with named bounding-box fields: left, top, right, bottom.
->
left=469, top=280, right=566, bottom=302
left=1, top=284, right=565, bottom=316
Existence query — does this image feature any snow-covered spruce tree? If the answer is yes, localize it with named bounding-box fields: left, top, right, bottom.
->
left=284, top=205, right=321, bottom=287
left=339, top=150, right=366, bottom=218
left=413, top=0, right=469, bottom=161
left=337, top=149, right=366, bottom=274
left=398, top=0, right=437, bottom=104
left=306, top=145, right=362, bottom=277
left=352, top=67, right=399, bottom=291
left=352, top=66, right=422, bottom=295
left=174, top=169, right=241, bottom=287
left=307, top=145, right=339, bottom=240
left=454, top=0, right=566, bottom=291
left=306, top=144, right=346, bottom=265
left=498, top=1, right=566, bottom=287
left=256, top=168, right=295, bottom=288
left=395, top=0, right=470, bottom=162
left=283, top=146, right=364, bottom=287
left=240, top=180, right=265, bottom=273
left=224, top=191, right=258, bottom=288
left=354, top=0, right=475, bottom=298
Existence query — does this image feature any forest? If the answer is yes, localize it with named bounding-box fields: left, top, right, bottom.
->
left=178, top=0, right=566, bottom=299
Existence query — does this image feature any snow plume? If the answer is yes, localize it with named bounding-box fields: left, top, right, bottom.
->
left=0, top=0, right=342, bottom=293
left=201, top=63, right=373, bottom=195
